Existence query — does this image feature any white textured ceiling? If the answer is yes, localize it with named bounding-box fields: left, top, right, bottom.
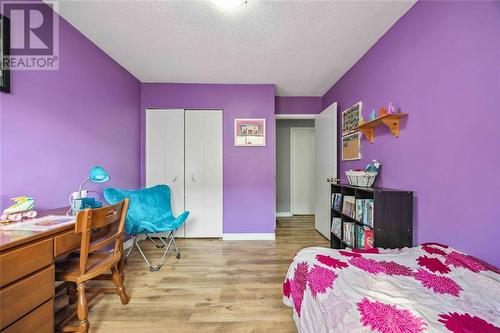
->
left=54, top=0, right=415, bottom=96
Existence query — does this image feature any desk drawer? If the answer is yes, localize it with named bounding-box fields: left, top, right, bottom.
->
left=0, top=239, right=53, bottom=288
left=0, top=265, right=55, bottom=330
left=1, top=299, right=54, bottom=333
left=54, top=231, right=81, bottom=257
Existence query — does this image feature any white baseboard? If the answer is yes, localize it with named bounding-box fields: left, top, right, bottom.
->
left=222, top=233, right=276, bottom=241
left=276, top=212, right=293, bottom=217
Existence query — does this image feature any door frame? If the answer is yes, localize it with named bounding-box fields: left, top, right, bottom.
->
left=274, top=114, right=317, bottom=223
left=290, top=127, right=315, bottom=215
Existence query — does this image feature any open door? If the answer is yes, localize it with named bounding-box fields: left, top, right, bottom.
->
left=314, top=103, right=337, bottom=239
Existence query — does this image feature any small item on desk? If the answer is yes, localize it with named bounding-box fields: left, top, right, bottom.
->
left=369, top=109, right=377, bottom=121
left=0, top=215, right=74, bottom=231
left=0, top=196, right=37, bottom=223
left=379, top=107, right=388, bottom=116
left=71, top=165, right=110, bottom=215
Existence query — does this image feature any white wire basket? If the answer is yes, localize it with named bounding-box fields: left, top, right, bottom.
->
left=345, top=170, right=378, bottom=187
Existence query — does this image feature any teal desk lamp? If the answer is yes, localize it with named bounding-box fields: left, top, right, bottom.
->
left=79, top=165, right=110, bottom=193
left=71, top=166, right=110, bottom=214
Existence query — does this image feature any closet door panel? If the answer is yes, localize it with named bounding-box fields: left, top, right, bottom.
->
left=203, top=111, right=223, bottom=237
left=146, top=109, right=185, bottom=237
left=185, top=110, right=223, bottom=238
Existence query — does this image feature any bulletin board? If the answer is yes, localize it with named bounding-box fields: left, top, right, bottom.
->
left=342, top=131, right=362, bottom=161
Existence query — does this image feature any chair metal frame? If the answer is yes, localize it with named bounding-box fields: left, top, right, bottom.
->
left=126, top=230, right=181, bottom=272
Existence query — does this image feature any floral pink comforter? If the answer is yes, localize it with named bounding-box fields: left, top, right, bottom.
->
left=283, top=244, right=500, bottom=333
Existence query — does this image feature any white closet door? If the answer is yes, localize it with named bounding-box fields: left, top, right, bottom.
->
left=146, top=109, right=185, bottom=237
left=184, top=110, right=223, bottom=238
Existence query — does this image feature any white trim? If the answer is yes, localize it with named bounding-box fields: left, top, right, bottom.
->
left=223, top=233, right=275, bottom=241
left=275, top=114, right=317, bottom=120
left=276, top=212, right=293, bottom=217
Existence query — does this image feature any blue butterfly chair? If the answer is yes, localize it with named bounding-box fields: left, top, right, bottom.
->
left=103, top=185, right=189, bottom=271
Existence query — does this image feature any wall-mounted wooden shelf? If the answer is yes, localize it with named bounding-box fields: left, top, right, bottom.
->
left=357, top=113, right=408, bottom=143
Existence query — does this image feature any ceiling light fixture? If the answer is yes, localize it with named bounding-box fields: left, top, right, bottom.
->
left=209, top=0, right=247, bottom=9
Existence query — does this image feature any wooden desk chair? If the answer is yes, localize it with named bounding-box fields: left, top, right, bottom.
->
left=56, top=199, right=130, bottom=333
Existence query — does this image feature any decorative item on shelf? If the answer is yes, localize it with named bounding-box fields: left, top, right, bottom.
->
left=369, top=109, right=377, bottom=121
left=345, top=160, right=381, bottom=187
left=70, top=165, right=110, bottom=215
left=365, top=160, right=381, bottom=173
left=0, top=196, right=37, bottom=224
left=388, top=101, right=396, bottom=114
left=379, top=107, right=388, bottom=117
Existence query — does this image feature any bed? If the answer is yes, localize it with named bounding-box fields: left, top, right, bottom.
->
left=282, top=244, right=500, bottom=333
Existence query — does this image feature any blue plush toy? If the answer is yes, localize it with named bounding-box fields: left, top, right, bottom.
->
left=365, top=160, right=381, bottom=173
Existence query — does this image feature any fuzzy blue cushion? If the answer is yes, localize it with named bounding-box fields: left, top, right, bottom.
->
left=103, top=185, right=189, bottom=235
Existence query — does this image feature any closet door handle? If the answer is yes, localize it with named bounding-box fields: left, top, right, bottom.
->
left=172, top=176, right=177, bottom=183
left=191, top=173, right=196, bottom=183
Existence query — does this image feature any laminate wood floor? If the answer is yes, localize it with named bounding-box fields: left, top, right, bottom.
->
left=62, top=215, right=328, bottom=332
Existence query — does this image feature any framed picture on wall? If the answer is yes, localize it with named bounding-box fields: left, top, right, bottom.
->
left=234, top=118, right=266, bottom=146
left=342, top=131, right=362, bottom=161
left=0, top=14, right=10, bottom=93
left=342, top=102, right=362, bottom=135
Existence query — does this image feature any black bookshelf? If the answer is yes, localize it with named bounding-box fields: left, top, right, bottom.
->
left=330, top=183, right=413, bottom=249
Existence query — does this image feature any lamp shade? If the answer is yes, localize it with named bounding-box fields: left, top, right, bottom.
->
left=89, top=166, right=110, bottom=183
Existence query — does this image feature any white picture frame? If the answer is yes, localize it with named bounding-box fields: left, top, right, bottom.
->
left=234, top=118, right=266, bottom=146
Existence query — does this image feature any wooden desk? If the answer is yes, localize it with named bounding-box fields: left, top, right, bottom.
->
left=0, top=209, right=116, bottom=333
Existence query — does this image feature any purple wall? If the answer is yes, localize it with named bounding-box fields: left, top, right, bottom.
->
left=140, top=83, right=276, bottom=234
left=275, top=96, right=322, bottom=115
left=322, top=1, right=500, bottom=265
left=0, top=10, right=141, bottom=211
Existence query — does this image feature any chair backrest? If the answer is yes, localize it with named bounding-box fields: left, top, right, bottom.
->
left=74, top=199, right=129, bottom=275
left=103, top=185, right=173, bottom=234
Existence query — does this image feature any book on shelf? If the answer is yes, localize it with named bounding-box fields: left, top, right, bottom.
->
left=364, top=229, right=374, bottom=249
left=355, top=225, right=375, bottom=249
left=331, top=217, right=342, bottom=238
left=356, top=225, right=365, bottom=248
left=355, top=199, right=364, bottom=221
left=362, top=199, right=374, bottom=227
left=354, top=199, right=375, bottom=227
left=342, top=196, right=356, bottom=218
left=343, top=222, right=355, bottom=247
left=332, top=193, right=343, bottom=211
